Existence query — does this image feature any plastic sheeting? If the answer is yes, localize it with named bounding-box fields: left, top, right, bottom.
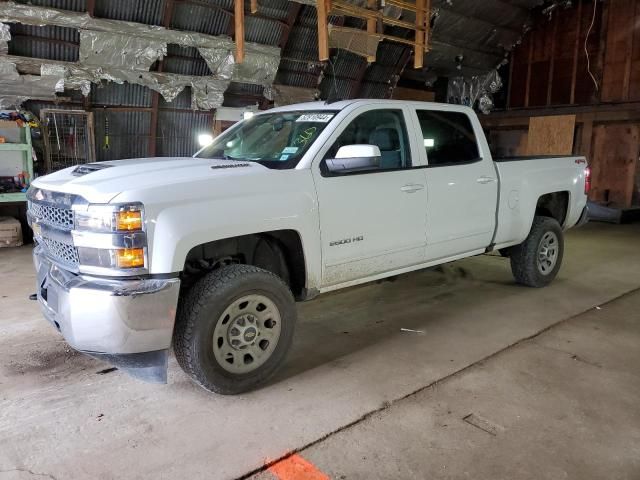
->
left=271, top=84, right=318, bottom=106
left=198, top=46, right=235, bottom=81
left=0, top=59, right=63, bottom=108
left=41, top=62, right=229, bottom=109
left=328, top=25, right=381, bottom=60
left=447, top=70, right=503, bottom=114
left=0, top=2, right=281, bottom=87
left=79, top=30, right=166, bottom=70
left=0, top=22, right=9, bottom=55
left=233, top=43, right=280, bottom=86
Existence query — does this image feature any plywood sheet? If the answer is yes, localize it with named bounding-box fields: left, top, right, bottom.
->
left=526, top=115, right=576, bottom=155
left=590, top=123, right=640, bottom=208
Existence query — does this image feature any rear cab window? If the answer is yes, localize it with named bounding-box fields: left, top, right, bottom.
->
left=415, top=110, right=480, bottom=167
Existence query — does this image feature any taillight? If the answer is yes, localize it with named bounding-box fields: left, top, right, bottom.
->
left=584, top=166, right=591, bottom=195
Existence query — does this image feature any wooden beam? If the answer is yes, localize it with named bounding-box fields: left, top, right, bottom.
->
left=524, top=33, right=534, bottom=108
left=366, top=0, right=377, bottom=63
left=623, top=0, right=637, bottom=101
left=507, top=51, right=514, bottom=109
left=250, top=0, right=258, bottom=14
left=594, top=0, right=609, bottom=103
left=570, top=0, right=583, bottom=105
left=317, top=0, right=330, bottom=61
left=579, top=113, right=594, bottom=161
left=414, top=0, right=425, bottom=69
left=235, top=0, right=245, bottom=63
left=546, top=12, right=558, bottom=106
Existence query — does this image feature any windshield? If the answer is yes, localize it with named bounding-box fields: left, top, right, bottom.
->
left=195, top=111, right=338, bottom=169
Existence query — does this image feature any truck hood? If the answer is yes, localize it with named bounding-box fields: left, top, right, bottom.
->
left=31, top=157, right=268, bottom=203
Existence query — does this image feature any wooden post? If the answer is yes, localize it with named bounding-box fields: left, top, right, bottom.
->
left=570, top=0, right=583, bottom=104
left=366, top=0, right=377, bottom=63
left=317, top=0, right=330, bottom=61
left=235, top=0, right=245, bottom=63
left=250, top=0, right=258, bottom=14
left=414, top=0, right=425, bottom=69
left=623, top=0, right=636, bottom=100
left=546, top=12, right=558, bottom=106
left=579, top=113, right=594, bottom=161
left=524, top=33, right=534, bottom=108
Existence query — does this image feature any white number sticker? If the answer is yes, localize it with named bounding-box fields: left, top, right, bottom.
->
left=296, top=113, right=334, bottom=123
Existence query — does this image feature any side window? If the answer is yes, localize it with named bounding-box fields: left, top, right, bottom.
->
left=416, top=110, right=480, bottom=166
left=324, top=109, right=412, bottom=172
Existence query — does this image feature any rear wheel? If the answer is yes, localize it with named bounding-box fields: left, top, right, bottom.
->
left=510, top=216, right=564, bottom=287
left=173, top=264, right=296, bottom=394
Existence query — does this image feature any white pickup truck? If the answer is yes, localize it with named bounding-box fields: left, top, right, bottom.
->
left=27, top=100, right=589, bottom=393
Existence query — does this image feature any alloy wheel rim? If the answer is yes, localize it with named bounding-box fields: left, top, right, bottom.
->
left=213, top=294, right=282, bottom=374
left=537, top=231, right=559, bottom=275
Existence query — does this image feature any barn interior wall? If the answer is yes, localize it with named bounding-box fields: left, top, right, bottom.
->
left=485, top=0, right=640, bottom=209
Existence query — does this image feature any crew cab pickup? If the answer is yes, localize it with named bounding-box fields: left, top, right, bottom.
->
left=27, top=100, right=589, bottom=393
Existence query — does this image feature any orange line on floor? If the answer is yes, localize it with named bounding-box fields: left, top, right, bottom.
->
left=268, top=454, right=330, bottom=480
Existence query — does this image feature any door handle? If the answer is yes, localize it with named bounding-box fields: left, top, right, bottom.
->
left=400, top=184, right=425, bottom=193
left=476, top=176, right=496, bottom=184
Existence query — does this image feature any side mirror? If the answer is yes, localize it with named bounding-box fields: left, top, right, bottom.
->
left=325, top=145, right=381, bottom=173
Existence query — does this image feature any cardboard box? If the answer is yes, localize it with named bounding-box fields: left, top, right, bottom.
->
left=0, top=216, right=23, bottom=247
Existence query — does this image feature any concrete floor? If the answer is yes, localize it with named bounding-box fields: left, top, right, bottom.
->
left=0, top=222, right=639, bottom=480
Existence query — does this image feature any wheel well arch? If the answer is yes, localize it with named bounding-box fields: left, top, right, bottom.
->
left=535, top=191, right=569, bottom=226
left=181, top=230, right=307, bottom=299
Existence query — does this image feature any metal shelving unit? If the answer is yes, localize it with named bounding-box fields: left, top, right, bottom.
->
left=0, top=123, right=33, bottom=203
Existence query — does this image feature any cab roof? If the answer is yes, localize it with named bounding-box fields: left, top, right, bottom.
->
left=267, top=99, right=472, bottom=114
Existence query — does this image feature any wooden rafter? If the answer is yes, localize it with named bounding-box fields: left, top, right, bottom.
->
left=366, top=0, right=377, bottom=63
left=316, top=0, right=330, bottom=61
left=235, top=0, right=245, bottom=63
left=325, top=0, right=431, bottom=68
left=414, top=0, right=425, bottom=68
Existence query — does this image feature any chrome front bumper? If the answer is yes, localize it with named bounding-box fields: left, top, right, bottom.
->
left=33, top=245, right=180, bottom=382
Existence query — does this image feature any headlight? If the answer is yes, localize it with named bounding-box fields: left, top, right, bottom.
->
left=75, top=203, right=144, bottom=233
left=72, top=203, right=147, bottom=274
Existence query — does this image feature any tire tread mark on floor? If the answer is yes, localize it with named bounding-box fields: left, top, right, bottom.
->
left=233, top=286, right=640, bottom=480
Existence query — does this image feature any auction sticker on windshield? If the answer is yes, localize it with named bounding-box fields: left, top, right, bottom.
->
left=296, top=113, right=334, bottom=123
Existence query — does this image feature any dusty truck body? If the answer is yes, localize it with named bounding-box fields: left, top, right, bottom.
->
left=27, top=100, right=589, bottom=393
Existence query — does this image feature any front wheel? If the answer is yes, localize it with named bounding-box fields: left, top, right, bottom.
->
left=510, top=216, right=564, bottom=288
left=173, top=264, right=296, bottom=394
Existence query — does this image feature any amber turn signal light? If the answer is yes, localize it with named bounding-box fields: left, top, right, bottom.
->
left=115, top=248, right=145, bottom=269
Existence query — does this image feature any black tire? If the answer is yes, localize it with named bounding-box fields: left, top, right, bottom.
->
left=173, top=264, right=296, bottom=394
left=510, top=216, right=564, bottom=288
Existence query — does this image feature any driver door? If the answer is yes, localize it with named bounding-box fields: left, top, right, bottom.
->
left=312, top=106, right=428, bottom=288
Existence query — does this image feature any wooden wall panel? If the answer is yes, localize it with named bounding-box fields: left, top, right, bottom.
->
left=631, top=0, right=640, bottom=101
left=526, top=115, right=576, bottom=155
left=489, top=128, right=529, bottom=157
left=601, top=0, right=636, bottom=102
left=508, top=0, right=612, bottom=108
left=590, top=123, right=640, bottom=207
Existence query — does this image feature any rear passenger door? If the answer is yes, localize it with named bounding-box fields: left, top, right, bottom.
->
left=413, top=108, right=498, bottom=260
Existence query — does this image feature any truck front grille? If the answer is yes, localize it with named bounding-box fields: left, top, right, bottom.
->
left=28, top=201, right=74, bottom=231
left=40, top=236, right=79, bottom=267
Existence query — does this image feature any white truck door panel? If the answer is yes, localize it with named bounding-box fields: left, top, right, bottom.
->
left=413, top=108, right=498, bottom=259
left=312, top=106, right=428, bottom=287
